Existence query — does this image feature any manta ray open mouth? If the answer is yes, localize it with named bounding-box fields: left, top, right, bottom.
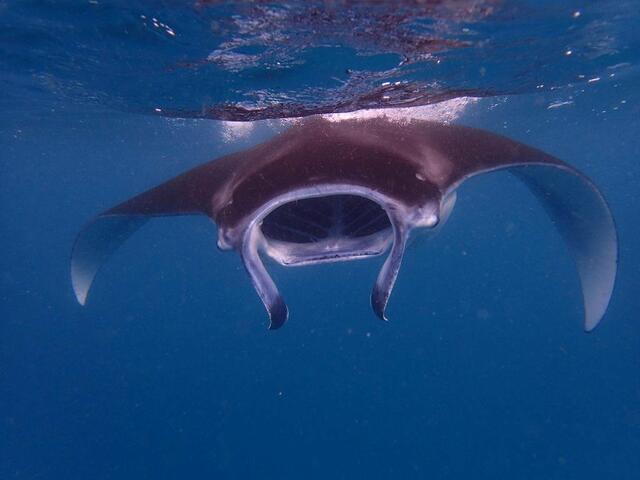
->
left=259, top=194, right=393, bottom=265
left=262, top=194, right=392, bottom=246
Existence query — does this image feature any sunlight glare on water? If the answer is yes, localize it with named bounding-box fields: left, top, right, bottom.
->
left=1, top=0, right=638, bottom=121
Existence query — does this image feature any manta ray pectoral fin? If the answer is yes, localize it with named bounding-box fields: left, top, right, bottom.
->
left=440, top=124, right=617, bottom=330
left=71, top=215, right=148, bottom=305
left=241, top=226, right=289, bottom=329
left=508, top=165, right=617, bottom=331
left=70, top=165, right=216, bottom=306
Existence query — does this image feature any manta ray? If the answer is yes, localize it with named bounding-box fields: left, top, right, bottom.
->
left=71, top=118, right=617, bottom=330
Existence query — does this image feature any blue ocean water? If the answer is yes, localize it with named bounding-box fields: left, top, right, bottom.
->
left=1, top=1, right=639, bottom=479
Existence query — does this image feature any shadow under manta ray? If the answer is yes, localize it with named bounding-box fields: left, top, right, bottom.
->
left=71, top=117, right=618, bottom=331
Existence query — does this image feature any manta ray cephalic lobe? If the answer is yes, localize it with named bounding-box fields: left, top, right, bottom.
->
left=71, top=118, right=617, bottom=331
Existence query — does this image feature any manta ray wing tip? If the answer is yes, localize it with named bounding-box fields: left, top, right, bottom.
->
left=583, top=313, right=602, bottom=333
left=76, top=292, right=88, bottom=307
left=71, top=267, right=90, bottom=306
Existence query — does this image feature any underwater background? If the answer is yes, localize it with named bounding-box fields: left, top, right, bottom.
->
left=1, top=1, right=640, bottom=479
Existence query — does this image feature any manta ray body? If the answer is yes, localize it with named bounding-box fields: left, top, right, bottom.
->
left=71, top=118, right=617, bottom=330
